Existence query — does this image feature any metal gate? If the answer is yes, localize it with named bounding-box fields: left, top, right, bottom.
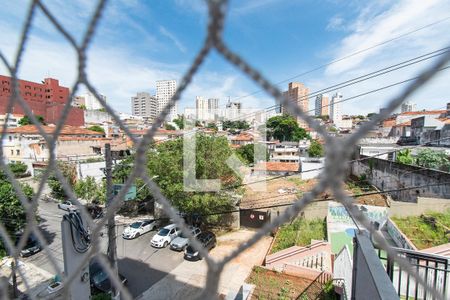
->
left=240, top=209, right=270, bottom=229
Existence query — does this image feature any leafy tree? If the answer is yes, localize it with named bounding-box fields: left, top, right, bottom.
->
left=207, top=122, right=218, bottom=131
left=396, top=149, right=414, bottom=165
left=235, top=144, right=269, bottom=165
left=74, top=176, right=105, bottom=203
left=146, top=135, right=240, bottom=221
left=223, top=120, right=250, bottom=130
left=8, top=162, right=28, bottom=177
left=367, top=113, right=376, bottom=119
left=18, top=115, right=45, bottom=126
left=173, top=115, right=185, bottom=130
left=98, top=108, right=107, bottom=112
left=266, top=115, right=310, bottom=141
left=48, top=162, right=77, bottom=200
left=316, top=115, right=329, bottom=121
left=165, top=123, right=176, bottom=130
left=307, top=140, right=324, bottom=157
left=415, top=149, right=450, bottom=171
left=87, top=125, right=105, bottom=134
left=195, top=120, right=202, bottom=127
left=0, top=171, right=34, bottom=257
left=79, top=104, right=87, bottom=110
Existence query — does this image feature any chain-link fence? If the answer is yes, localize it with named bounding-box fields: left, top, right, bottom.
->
left=0, top=0, right=449, bottom=299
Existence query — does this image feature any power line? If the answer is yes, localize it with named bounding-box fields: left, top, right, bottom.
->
left=224, top=47, right=450, bottom=122
left=229, top=16, right=450, bottom=103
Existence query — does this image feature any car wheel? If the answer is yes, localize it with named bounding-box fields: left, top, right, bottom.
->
left=163, top=241, right=168, bottom=248
left=135, top=233, right=140, bottom=239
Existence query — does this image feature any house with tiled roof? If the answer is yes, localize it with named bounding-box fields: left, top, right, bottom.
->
left=253, top=161, right=299, bottom=175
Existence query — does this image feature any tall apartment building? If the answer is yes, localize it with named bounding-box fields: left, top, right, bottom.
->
left=156, top=80, right=177, bottom=121
left=0, top=75, right=84, bottom=126
left=401, top=101, right=417, bottom=113
left=196, top=97, right=219, bottom=121
left=330, top=92, right=343, bottom=126
left=131, top=92, right=157, bottom=121
left=315, top=94, right=330, bottom=117
left=75, top=92, right=106, bottom=110
left=225, top=99, right=242, bottom=120
left=282, top=82, right=309, bottom=129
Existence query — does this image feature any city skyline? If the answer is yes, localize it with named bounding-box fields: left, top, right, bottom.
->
left=0, top=1, right=449, bottom=116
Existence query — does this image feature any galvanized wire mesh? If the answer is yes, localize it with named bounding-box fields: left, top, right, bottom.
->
left=0, top=0, right=449, bottom=299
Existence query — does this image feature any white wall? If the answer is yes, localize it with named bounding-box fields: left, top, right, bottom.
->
left=300, top=157, right=325, bottom=180
left=333, top=245, right=353, bottom=299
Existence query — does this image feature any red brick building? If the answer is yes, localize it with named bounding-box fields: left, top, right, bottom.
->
left=0, top=75, right=84, bottom=126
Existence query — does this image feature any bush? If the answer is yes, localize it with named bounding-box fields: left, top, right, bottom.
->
left=8, top=162, right=28, bottom=177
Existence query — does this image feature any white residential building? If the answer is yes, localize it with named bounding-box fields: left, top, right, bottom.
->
left=401, top=101, right=417, bottom=113
left=330, top=92, right=343, bottom=127
left=131, top=92, right=157, bottom=121
left=225, top=99, right=242, bottom=120
left=78, top=92, right=106, bottom=110
left=0, top=113, right=21, bottom=128
left=196, top=97, right=219, bottom=121
left=156, top=80, right=177, bottom=121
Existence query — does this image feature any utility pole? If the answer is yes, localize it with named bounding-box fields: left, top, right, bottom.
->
left=105, top=143, right=119, bottom=299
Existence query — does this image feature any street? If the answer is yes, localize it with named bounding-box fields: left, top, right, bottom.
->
left=23, top=198, right=186, bottom=298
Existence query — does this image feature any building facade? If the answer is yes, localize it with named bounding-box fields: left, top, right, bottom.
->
left=196, top=96, right=219, bottom=121
left=225, top=99, right=242, bottom=120
left=282, top=82, right=309, bottom=129
left=131, top=92, right=157, bottom=121
left=0, top=75, right=84, bottom=126
left=315, top=94, right=329, bottom=117
left=330, top=92, right=343, bottom=126
left=77, top=92, right=106, bottom=110
left=401, top=101, right=417, bottom=113
left=156, top=80, right=177, bottom=121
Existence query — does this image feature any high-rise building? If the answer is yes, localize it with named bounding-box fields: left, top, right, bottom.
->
left=131, top=92, right=157, bottom=121
left=401, top=101, right=417, bottom=113
left=282, top=82, right=309, bottom=129
left=315, top=94, right=330, bottom=117
left=156, top=80, right=177, bottom=121
left=330, top=92, right=343, bottom=126
left=196, top=97, right=219, bottom=121
left=225, top=99, right=242, bottom=120
left=77, top=91, right=106, bottom=110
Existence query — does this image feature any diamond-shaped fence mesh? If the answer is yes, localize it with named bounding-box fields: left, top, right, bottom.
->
left=0, top=0, right=449, bottom=299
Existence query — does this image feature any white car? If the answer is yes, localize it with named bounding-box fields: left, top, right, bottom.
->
left=151, top=224, right=181, bottom=248
left=122, top=219, right=157, bottom=239
left=58, top=201, right=76, bottom=211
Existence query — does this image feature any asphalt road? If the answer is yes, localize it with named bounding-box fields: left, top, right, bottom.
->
left=23, top=198, right=186, bottom=298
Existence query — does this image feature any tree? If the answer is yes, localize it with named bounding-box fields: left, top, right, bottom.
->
left=74, top=176, right=105, bottom=203
left=87, top=125, right=105, bottom=134
left=235, top=144, right=269, bottom=165
left=207, top=122, right=218, bottom=131
left=316, top=115, right=329, bottom=121
left=146, top=135, right=240, bottom=221
left=8, top=162, right=28, bottom=177
left=48, top=162, right=77, bottom=200
left=266, top=115, right=310, bottom=141
left=223, top=120, right=250, bottom=130
left=18, top=115, right=45, bottom=126
left=415, top=149, right=450, bottom=171
left=165, top=123, right=176, bottom=130
left=396, top=149, right=414, bottom=165
left=367, top=113, right=376, bottom=119
left=307, top=140, right=324, bottom=157
left=0, top=171, right=34, bottom=257
left=173, top=115, right=185, bottom=130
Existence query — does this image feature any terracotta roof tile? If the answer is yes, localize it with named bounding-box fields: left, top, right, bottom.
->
left=400, top=110, right=446, bottom=116
left=5, top=125, right=102, bottom=135
left=254, top=162, right=299, bottom=172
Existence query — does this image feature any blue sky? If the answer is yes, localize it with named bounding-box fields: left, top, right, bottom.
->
left=1, top=0, right=449, bottom=116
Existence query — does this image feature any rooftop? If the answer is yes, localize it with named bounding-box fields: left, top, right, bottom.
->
left=4, top=125, right=102, bottom=135
left=254, top=161, right=299, bottom=172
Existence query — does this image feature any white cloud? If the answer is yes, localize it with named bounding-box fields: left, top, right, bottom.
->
left=326, top=15, right=345, bottom=31
left=159, top=26, right=187, bottom=53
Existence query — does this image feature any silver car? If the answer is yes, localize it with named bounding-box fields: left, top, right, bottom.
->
left=57, top=201, right=76, bottom=211
left=170, top=227, right=201, bottom=251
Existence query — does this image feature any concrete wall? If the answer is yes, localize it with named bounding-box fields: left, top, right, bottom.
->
left=351, top=156, right=450, bottom=202
left=333, top=245, right=352, bottom=299
left=385, top=218, right=417, bottom=250
left=84, top=110, right=111, bottom=125
left=77, top=161, right=106, bottom=182
left=300, top=158, right=325, bottom=180
left=389, top=197, right=450, bottom=217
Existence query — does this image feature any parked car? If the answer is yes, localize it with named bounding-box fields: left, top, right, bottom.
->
left=184, top=231, right=216, bottom=261
left=86, top=204, right=103, bottom=219
left=122, top=219, right=157, bottom=239
left=37, top=281, right=64, bottom=298
left=170, top=227, right=201, bottom=251
left=151, top=224, right=181, bottom=248
left=58, top=201, right=76, bottom=211
left=15, top=233, right=42, bottom=257
left=89, top=259, right=127, bottom=294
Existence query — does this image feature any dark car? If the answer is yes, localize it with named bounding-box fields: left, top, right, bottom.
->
left=184, top=231, right=216, bottom=261
left=15, top=233, right=42, bottom=257
left=89, top=260, right=128, bottom=294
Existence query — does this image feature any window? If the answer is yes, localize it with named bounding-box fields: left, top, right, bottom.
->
left=10, top=150, right=13, bottom=155
left=16, top=150, right=20, bottom=155
left=9, top=136, right=12, bottom=141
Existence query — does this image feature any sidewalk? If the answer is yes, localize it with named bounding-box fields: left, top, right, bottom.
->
left=137, top=229, right=272, bottom=300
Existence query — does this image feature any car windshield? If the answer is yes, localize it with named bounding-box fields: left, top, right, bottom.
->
left=92, top=270, right=108, bottom=285
left=130, top=222, right=142, bottom=229
left=186, top=245, right=196, bottom=254
left=158, top=228, right=170, bottom=236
